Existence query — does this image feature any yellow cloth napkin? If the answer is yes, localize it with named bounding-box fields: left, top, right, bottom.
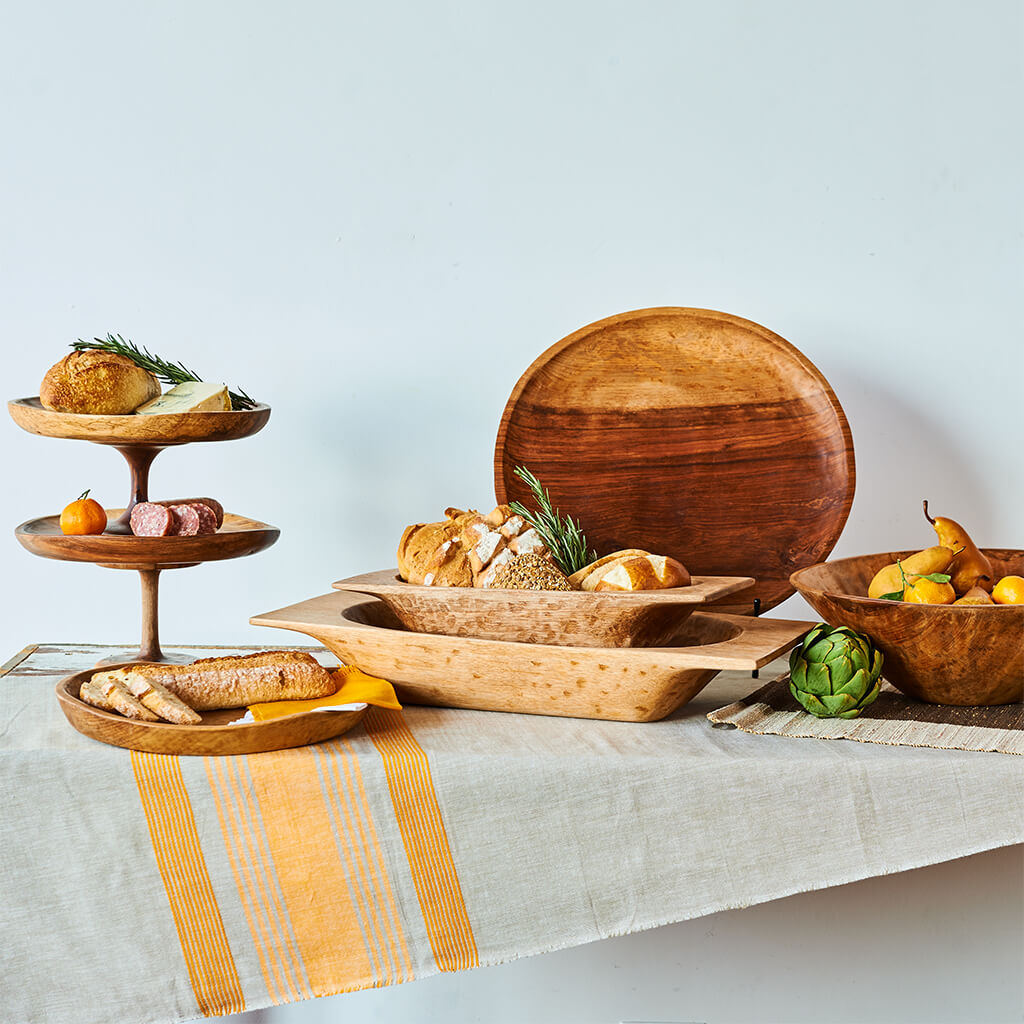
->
left=246, top=666, right=401, bottom=721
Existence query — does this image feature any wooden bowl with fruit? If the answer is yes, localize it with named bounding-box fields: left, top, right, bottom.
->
left=790, top=504, right=1023, bottom=706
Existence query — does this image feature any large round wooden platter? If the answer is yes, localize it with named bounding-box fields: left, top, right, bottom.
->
left=494, top=308, right=855, bottom=613
left=57, top=664, right=366, bottom=755
left=8, top=397, right=271, bottom=445
left=16, top=511, right=279, bottom=567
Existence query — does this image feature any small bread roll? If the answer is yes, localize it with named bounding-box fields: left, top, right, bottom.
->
left=592, top=554, right=691, bottom=592
left=40, top=349, right=161, bottom=414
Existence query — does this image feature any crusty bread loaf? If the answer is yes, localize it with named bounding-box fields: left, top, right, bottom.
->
left=398, top=509, right=477, bottom=586
left=398, top=505, right=553, bottom=588
left=40, top=349, right=161, bottom=414
left=114, top=651, right=336, bottom=710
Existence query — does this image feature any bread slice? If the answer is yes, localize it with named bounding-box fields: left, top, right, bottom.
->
left=79, top=678, right=118, bottom=713
left=592, top=554, right=692, bottom=592
left=116, top=651, right=337, bottom=710
left=569, top=549, right=652, bottom=590
left=85, top=672, right=162, bottom=721
left=117, top=670, right=202, bottom=725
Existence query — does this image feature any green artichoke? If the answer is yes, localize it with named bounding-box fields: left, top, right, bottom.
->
left=788, top=623, right=883, bottom=719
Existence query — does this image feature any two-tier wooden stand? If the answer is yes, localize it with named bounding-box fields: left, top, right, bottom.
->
left=9, top=398, right=279, bottom=663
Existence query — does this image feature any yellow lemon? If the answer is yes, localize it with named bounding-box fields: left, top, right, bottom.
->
left=992, top=575, right=1024, bottom=605
left=903, top=575, right=956, bottom=605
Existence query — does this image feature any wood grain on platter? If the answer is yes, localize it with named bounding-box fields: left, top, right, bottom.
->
left=15, top=511, right=279, bottom=568
left=494, top=308, right=855, bottom=614
left=251, top=590, right=812, bottom=722
left=333, top=568, right=755, bottom=647
left=8, top=397, right=271, bottom=445
left=57, top=663, right=366, bottom=755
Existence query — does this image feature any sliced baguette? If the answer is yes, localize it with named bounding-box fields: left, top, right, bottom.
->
left=86, top=671, right=162, bottom=721
left=118, top=672, right=202, bottom=725
left=79, top=678, right=119, bottom=714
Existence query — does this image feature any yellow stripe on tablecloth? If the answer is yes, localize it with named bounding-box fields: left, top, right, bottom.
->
left=364, top=707, right=479, bottom=973
left=206, top=757, right=311, bottom=1005
left=132, top=751, right=245, bottom=1018
left=208, top=745, right=409, bottom=999
left=315, top=738, right=414, bottom=987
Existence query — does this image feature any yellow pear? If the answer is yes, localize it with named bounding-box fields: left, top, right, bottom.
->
left=903, top=575, right=956, bottom=604
left=953, top=586, right=995, bottom=606
left=923, top=501, right=993, bottom=595
left=867, top=545, right=955, bottom=599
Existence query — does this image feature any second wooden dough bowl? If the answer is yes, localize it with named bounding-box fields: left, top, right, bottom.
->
left=251, top=591, right=810, bottom=722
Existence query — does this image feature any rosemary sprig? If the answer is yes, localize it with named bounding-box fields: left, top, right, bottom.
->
left=508, top=465, right=596, bottom=576
left=72, top=333, right=256, bottom=410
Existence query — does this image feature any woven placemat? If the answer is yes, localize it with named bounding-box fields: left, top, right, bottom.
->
left=708, top=675, right=1024, bottom=755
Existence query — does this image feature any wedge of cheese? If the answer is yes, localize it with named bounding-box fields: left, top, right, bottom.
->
left=135, top=381, right=231, bottom=414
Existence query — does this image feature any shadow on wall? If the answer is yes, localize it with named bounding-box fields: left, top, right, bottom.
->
left=770, top=361, right=994, bottom=622
left=826, top=363, right=995, bottom=556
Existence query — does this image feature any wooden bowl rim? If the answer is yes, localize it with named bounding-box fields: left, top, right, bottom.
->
left=8, top=397, right=271, bottom=444
left=790, top=548, right=1024, bottom=608
left=333, top=568, right=755, bottom=608
left=10, top=396, right=271, bottom=416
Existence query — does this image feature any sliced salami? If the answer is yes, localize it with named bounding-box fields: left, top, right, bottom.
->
left=185, top=502, right=218, bottom=535
left=129, top=502, right=175, bottom=537
left=155, top=497, right=224, bottom=528
left=168, top=504, right=202, bottom=536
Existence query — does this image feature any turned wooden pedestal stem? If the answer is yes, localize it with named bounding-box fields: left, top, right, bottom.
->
left=108, top=444, right=165, bottom=534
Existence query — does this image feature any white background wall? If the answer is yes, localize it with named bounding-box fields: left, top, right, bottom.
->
left=2, top=2, right=1021, bottom=1022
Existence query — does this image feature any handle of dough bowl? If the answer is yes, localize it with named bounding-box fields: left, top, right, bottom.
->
left=654, top=612, right=813, bottom=672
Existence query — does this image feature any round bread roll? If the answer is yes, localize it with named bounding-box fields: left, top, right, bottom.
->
left=39, top=349, right=161, bottom=414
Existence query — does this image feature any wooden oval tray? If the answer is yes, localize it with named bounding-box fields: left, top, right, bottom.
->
left=333, top=568, right=755, bottom=647
left=57, top=663, right=367, bottom=755
left=251, top=590, right=812, bottom=722
left=16, top=511, right=279, bottom=567
left=494, top=308, right=855, bottom=614
left=8, top=397, right=271, bottom=445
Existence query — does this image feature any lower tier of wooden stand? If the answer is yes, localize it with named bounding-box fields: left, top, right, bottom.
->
left=15, top=510, right=279, bottom=566
left=15, top=509, right=280, bottom=663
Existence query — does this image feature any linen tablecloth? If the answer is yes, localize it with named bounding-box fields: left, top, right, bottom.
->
left=2, top=643, right=1022, bottom=1024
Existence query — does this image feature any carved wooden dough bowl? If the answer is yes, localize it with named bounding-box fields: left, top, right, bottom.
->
left=251, top=590, right=812, bottom=722
left=331, top=569, right=756, bottom=648
left=790, top=549, right=1024, bottom=706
